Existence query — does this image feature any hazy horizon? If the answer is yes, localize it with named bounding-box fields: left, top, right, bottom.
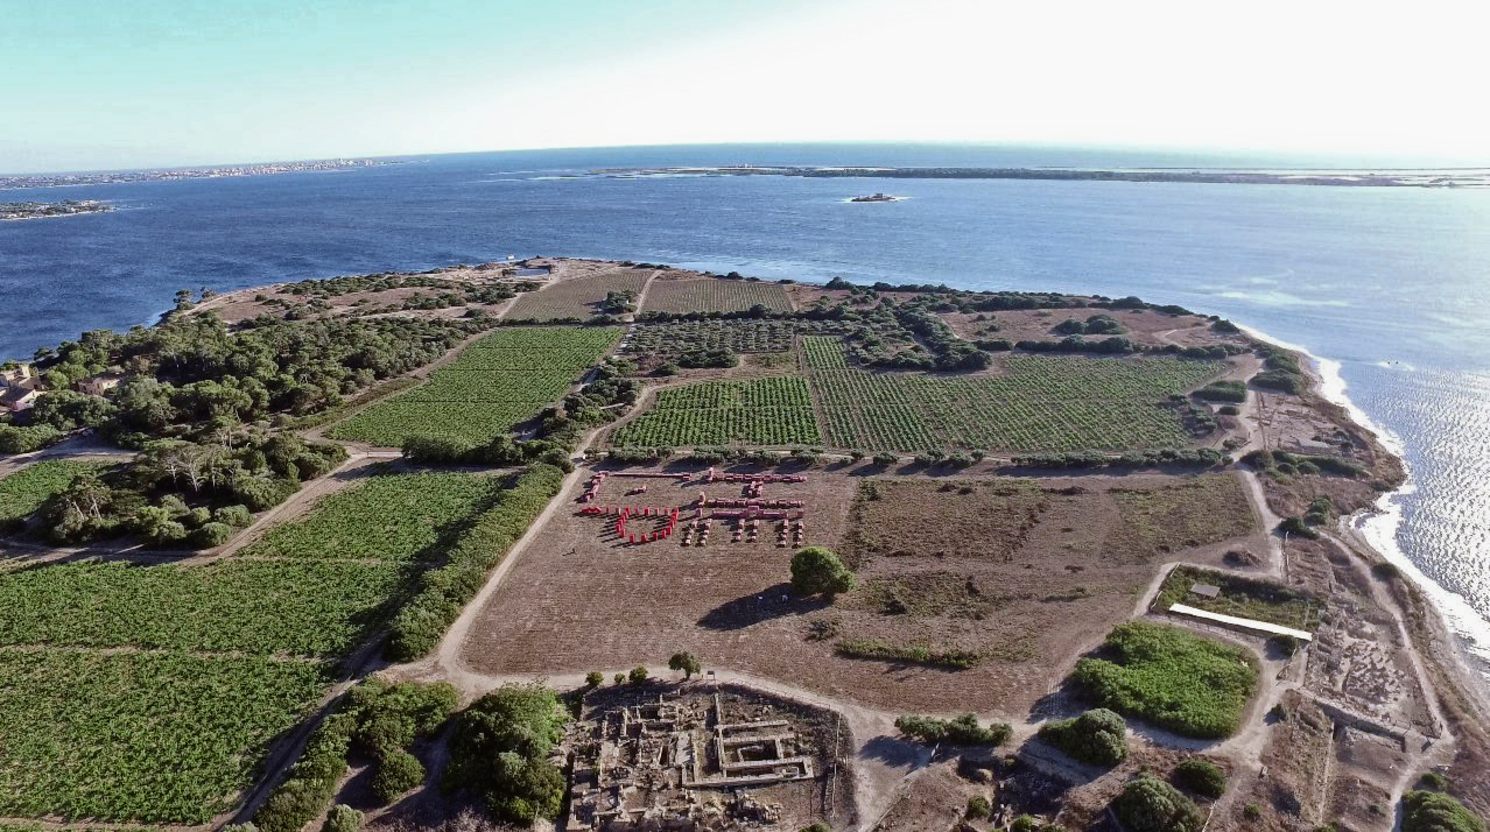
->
left=5, top=0, right=1488, bottom=175
left=6, top=140, right=1490, bottom=179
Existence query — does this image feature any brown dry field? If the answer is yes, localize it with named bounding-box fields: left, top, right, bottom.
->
left=640, top=276, right=795, bottom=314
left=459, top=467, right=1268, bottom=715
left=192, top=262, right=534, bottom=324
left=504, top=264, right=653, bottom=321
left=941, top=306, right=1233, bottom=349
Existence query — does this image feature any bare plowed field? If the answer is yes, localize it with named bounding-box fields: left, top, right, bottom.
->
left=459, top=468, right=1265, bottom=715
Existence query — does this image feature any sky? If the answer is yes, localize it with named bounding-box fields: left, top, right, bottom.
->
left=2, top=0, right=1487, bottom=173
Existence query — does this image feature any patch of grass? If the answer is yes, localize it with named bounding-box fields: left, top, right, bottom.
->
left=1072, top=621, right=1258, bottom=739
left=857, top=573, right=998, bottom=619
left=1154, top=566, right=1319, bottom=630
left=1110, top=474, right=1255, bottom=558
left=844, top=478, right=1048, bottom=566
left=836, top=638, right=983, bottom=669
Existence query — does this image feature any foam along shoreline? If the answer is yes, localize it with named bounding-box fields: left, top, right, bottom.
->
left=1236, top=321, right=1490, bottom=681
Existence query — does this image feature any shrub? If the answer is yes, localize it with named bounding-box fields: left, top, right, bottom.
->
left=895, top=714, right=1010, bottom=746
left=1402, top=789, right=1486, bottom=832
left=1011, top=817, right=1042, bottom=832
left=255, top=711, right=358, bottom=832
left=214, top=503, right=253, bottom=528
left=872, top=452, right=898, bottom=466
left=668, top=652, right=702, bottom=679
left=1417, top=772, right=1451, bottom=793
left=629, top=666, right=649, bottom=684
left=445, top=684, right=568, bottom=823
left=370, top=747, right=425, bottom=803
left=613, top=672, right=625, bottom=686
left=1071, top=621, right=1258, bottom=739
left=191, top=521, right=234, bottom=548
left=1038, top=708, right=1128, bottom=766
left=585, top=671, right=604, bottom=688
left=1113, top=774, right=1205, bottom=832
left=322, top=804, right=363, bottom=832
left=1173, top=758, right=1227, bottom=798
left=1278, top=516, right=1321, bottom=540
left=1195, top=380, right=1247, bottom=403
left=966, top=795, right=992, bottom=820
left=790, top=546, right=855, bottom=597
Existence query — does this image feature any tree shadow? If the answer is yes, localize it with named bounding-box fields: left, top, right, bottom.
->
left=857, top=734, right=927, bottom=772
left=696, top=582, right=828, bottom=630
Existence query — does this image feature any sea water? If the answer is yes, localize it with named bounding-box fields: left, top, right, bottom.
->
left=3, top=143, right=1489, bottom=676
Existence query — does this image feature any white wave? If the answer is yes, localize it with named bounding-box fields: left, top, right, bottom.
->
left=1238, top=322, right=1490, bottom=675
left=1217, top=289, right=1350, bottom=308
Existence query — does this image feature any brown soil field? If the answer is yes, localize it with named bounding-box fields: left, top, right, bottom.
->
left=641, top=277, right=794, bottom=314
left=505, top=265, right=653, bottom=321
left=191, top=262, right=532, bottom=324
left=459, top=467, right=1268, bottom=716
left=942, top=306, right=1235, bottom=350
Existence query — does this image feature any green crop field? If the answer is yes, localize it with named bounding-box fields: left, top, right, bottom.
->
left=0, top=649, right=324, bottom=823
left=0, top=460, right=113, bottom=526
left=505, top=270, right=652, bottom=321
left=0, top=469, right=502, bottom=823
left=1072, top=621, right=1258, bottom=739
left=640, top=278, right=793, bottom=314
left=241, top=471, right=499, bottom=562
left=612, top=376, right=822, bottom=447
left=330, top=326, right=620, bottom=446
left=800, top=336, right=1221, bottom=452
left=625, top=319, right=861, bottom=360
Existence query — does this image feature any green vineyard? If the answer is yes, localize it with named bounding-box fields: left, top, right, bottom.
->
left=0, top=470, right=500, bottom=823
left=800, top=336, right=1221, bottom=452
left=625, top=319, right=861, bottom=359
left=330, top=326, right=620, bottom=446
left=612, top=376, right=822, bottom=447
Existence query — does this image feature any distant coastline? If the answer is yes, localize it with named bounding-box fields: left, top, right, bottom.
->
left=593, top=164, right=1490, bottom=188
left=0, top=157, right=397, bottom=191
left=0, top=199, right=112, bottom=221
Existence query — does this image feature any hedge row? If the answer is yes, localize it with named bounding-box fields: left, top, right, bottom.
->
left=385, top=464, right=565, bottom=661
left=253, top=708, right=358, bottom=832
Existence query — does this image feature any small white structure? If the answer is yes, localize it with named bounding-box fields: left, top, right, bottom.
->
left=1168, top=603, right=1313, bottom=643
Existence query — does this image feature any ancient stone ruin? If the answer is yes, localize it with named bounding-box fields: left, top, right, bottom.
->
left=564, top=691, right=821, bottom=830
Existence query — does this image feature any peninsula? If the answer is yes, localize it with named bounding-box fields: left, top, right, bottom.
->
left=592, top=164, right=1490, bottom=189
left=0, top=258, right=1485, bottom=832
left=0, top=199, right=112, bottom=220
left=0, top=157, right=395, bottom=191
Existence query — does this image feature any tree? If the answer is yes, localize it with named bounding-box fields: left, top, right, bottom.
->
left=668, top=652, right=702, bottom=679
left=628, top=666, right=649, bottom=684
left=445, top=684, right=568, bottom=823
left=322, top=805, right=363, bottom=832
left=1173, top=758, right=1227, bottom=799
left=790, top=546, right=854, bottom=597
left=1113, top=775, right=1204, bottom=832
left=1038, top=708, right=1128, bottom=767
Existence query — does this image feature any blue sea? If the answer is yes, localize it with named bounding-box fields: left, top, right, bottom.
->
left=3, top=143, right=1489, bottom=675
